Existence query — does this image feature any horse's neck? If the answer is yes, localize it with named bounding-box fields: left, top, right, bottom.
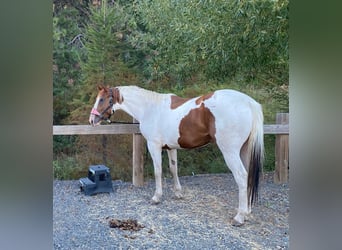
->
left=118, top=86, right=165, bottom=121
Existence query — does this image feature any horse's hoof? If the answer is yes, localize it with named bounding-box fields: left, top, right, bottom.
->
left=174, top=192, right=183, bottom=199
left=231, top=219, right=244, bottom=227
left=151, top=196, right=160, bottom=204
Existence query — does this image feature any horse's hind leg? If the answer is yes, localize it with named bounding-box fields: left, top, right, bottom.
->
left=167, top=149, right=183, bottom=199
left=217, top=142, right=249, bottom=226
left=224, top=151, right=249, bottom=226
left=240, top=140, right=252, bottom=214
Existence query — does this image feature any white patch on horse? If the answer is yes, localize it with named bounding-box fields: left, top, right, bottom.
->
left=89, top=96, right=101, bottom=125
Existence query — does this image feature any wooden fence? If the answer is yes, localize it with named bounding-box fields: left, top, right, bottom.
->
left=53, top=113, right=289, bottom=185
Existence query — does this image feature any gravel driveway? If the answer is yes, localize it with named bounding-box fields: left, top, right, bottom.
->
left=53, top=172, right=289, bottom=249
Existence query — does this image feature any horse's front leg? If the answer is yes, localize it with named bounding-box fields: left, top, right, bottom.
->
left=147, top=141, right=163, bottom=204
left=167, top=149, right=183, bottom=199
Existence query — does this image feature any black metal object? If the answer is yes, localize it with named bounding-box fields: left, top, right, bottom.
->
left=79, top=165, right=113, bottom=195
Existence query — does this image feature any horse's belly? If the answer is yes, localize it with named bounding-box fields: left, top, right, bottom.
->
left=163, top=135, right=212, bottom=149
left=178, top=133, right=212, bottom=149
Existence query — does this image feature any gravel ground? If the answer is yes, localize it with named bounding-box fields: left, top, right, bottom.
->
left=53, top=172, right=289, bottom=250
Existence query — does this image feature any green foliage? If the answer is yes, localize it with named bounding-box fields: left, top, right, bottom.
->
left=264, top=135, right=276, bottom=172
left=53, top=5, right=88, bottom=171
left=53, top=155, right=84, bottom=180
left=53, top=135, right=78, bottom=156
left=132, top=0, right=288, bottom=83
left=82, top=1, right=126, bottom=85
left=53, top=5, right=85, bottom=124
left=67, top=0, right=140, bottom=123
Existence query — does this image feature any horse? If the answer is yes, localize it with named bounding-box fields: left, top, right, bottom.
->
left=89, top=85, right=264, bottom=226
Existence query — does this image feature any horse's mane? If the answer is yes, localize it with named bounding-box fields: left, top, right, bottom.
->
left=118, top=85, right=170, bottom=104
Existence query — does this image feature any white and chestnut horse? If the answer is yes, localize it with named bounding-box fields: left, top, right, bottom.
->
left=89, top=85, right=264, bottom=226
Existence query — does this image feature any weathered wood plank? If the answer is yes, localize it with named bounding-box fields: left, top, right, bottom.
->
left=274, top=113, right=289, bottom=184
left=53, top=124, right=288, bottom=135
left=263, top=124, right=289, bottom=134
left=53, top=124, right=140, bottom=135
left=132, top=118, right=145, bottom=186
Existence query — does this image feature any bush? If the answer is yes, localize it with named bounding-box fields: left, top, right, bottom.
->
left=53, top=156, right=84, bottom=180
left=132, top=0, right=288, bottom=83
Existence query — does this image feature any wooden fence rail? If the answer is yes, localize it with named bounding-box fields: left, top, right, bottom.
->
left=53, top=113, right=289, bottom=185
left=53, top=123, right=140, bottom=135
left=53, top=124, right=289, bottom=135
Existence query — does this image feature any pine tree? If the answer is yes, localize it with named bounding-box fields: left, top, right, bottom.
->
left=82, top=0, right=126, bottom=86
left=68, top=0, right=130, bottom=123
left=65, top=0, right=138, bottom=172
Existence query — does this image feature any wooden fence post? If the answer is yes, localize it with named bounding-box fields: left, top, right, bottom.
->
left=274, top=113, right=289, bottom=184
left=132, top=118, right=144, bottom=186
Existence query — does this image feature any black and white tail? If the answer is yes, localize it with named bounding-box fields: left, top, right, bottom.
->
left=247, top=101, right=264, bottom=206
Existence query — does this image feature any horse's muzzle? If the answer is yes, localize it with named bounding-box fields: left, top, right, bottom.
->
left=89, top=108, right=102, bottom=126
left=89, top=114, right=101, bottom=126
left=89, top=107, right=113, bottom=126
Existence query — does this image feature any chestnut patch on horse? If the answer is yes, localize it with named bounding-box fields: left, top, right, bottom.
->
left=178, top=103, right=216, bottom=148
left=113, top=87, right=123, bottom=104
left=195, top=92, right=214, bottom=105
left=162, top=144, right=171, bottom=150
left=170, top=95, right=191, bottom=109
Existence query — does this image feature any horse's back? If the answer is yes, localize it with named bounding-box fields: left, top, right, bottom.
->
left=212, top=89, right=258, bottom=104
left=204, top=89, right=258, bottom=117
left=204, top=89, right=258, bottom=143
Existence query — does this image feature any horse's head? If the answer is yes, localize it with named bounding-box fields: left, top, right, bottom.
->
left=89, top=85, right=122, bottom=126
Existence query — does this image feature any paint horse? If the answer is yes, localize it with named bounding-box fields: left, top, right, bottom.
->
left=89, top=85, right=264, bottom=226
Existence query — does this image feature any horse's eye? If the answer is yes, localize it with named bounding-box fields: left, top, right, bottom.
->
left=99, top=98, right=104, bottom=103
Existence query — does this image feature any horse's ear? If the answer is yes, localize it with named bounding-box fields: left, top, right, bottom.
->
left=97, top=84, right=104, bottom=91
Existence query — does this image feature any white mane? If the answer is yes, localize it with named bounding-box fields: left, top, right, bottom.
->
left=118, top=85, right=170, bottom=105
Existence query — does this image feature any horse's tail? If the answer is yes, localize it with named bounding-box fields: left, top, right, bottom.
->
left=247, top=101, right=264, bottom=206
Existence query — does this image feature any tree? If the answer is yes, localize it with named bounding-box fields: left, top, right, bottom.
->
left=68, top=0, right=132, bottom=123
left=53, top=5, right=85, bottom=124
left=64, top=0, right=140, bottom=170
left=132, top=0, right=288, bottom=84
